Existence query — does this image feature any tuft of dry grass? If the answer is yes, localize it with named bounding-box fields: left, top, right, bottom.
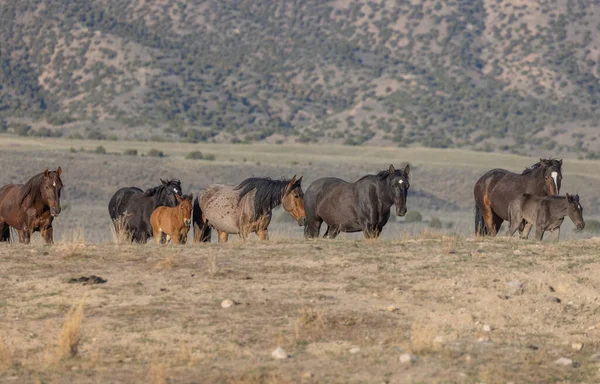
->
left=0, top=335, right=12, bottom=370
left=294, top=307, right=327, bottom=342
left=46, top=299, right=85, bottom=366
left=409, top=323, right=437, bottom=354
left=112, top=214, right=133, bottom=244
left=59, top=227, right=87, bottom=257
left=153, top=255, right=176, bottom=271
left=206, top=253, right=218, bottom=277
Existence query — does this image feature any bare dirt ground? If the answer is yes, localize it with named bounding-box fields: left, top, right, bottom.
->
left=1, top=236, right=600, bottom=383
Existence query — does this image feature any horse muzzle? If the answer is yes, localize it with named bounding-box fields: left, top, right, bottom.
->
left=576, top=223, right=585, bottom=231
left=396, top=207, right=407, bottom=217
left=50, top=207, right=61, bottom=217
left=297, top=217, right=307, bottom=226
left=184, top=219, right=191, bottom=227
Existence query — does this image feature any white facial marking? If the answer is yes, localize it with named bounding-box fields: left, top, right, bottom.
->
left=53, top=181, right=56, bottom=187
left=551, top=171, right=558, bottom=190
left=398, top=180, right=403, bottom=185
left=174, top=188, right=178, bottom=193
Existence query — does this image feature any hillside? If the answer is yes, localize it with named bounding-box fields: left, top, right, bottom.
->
left=2, top=0, right=600, bottom=155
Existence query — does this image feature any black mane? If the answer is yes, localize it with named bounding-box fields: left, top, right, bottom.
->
left=19, top=171, right=62, bottom=206
left=522, top=158, right=562, bottom=175
left=358, top=168, right=409, bottom=182
left=235, top=177, right=297, bottom=220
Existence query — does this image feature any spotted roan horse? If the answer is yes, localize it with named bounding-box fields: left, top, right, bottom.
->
left=303, top=164, right=410, bottom=239
left=108, top=179, right=183, bottom=243
left=474, top=158, right=562, bottom=236
left=193, top=176, right=305, bottom=243
left=0, top=168, right=63, bottom=244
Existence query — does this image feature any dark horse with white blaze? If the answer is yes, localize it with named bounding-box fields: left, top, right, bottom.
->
left=108, top=179, right=182, bottom=243
left=0, top=168, right=63, bottom=244
left=304, top=164, right=410, bottom=239
left=473, top=158, right=563, bottom=236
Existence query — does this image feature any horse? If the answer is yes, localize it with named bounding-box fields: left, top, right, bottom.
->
left=150, top=194, right=193, bottom=245
left=303, top=164, right=410, bottom=239
left=108, top=179, right=183, bottom=243
left=506, top=193, right=584, bottom=241
left=473, top=158, right=563, bottom=236
left=0, top=168, right=63, bottom=244
left=193, top=176, right=305, bottom=243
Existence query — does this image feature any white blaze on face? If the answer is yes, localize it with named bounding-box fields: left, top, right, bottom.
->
left=398, top=180, right=403, bottom=185
left=174, top=188, right=178, bottom=193
left=53, top=182, right=56, bottom=187
left=550, top=171, right=558, bottom=191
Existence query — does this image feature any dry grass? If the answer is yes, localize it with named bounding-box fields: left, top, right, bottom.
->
left=0, top=336, right=11, bottom=371
left=206, top=253, right=219, bottom=277
left=409, top=323, right=437, bottom=354
left=59, top=226, right=87, bottom=258
left=0, top=238, right=599, bottom=382
left=45, top=299, right=85, bottom=366
left=153, top=255, right=176, bottom=271
left=111, top=214, right=133, bottom=244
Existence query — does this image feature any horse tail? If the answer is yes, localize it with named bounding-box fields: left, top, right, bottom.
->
left=474, top=205, right=489, bottom=236
left=193, top=195, right=211, bottom=243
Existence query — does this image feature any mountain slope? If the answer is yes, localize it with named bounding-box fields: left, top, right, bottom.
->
left=2, top=0, right=600, bottom=155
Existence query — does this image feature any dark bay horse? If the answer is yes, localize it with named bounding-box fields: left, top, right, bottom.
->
left=303, top=164, right=410, bottom=239
left=0, top=168, right=63, bottom=244
left=506, top=193, right=584, bottom=241
left=474, top=158, right=562, bottom=236
left=108, top=179, right=182, bottom=243
left=193, top=176, right=305, bottom=243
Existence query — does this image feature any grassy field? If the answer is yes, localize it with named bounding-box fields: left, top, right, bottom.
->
left=2, top=236, right=600, bottom=383
left=1, top=136, right=600, bottom=382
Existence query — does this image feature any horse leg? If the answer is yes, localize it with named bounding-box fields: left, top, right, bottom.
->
left=0, top=220, right=9, bottom=242
left=40, top=226, right=54, bottom=245
left=491, top=213, right=503, bottom=236
left=154, top=230, right=162, bottom=244
left=218, top=230, right=229, bottom=243
left=324, top=225, right=340, bottom=239
left=479, top=194, right=499, bottom=236
left=551, top=228, right=560, bottom=242
left=304, top=217, right=322, bottom=239
left=17, top=229, right=30, bottom=244
left=171, top=232, right=181, bottom=245
left=363, top=227, right=379, bottom=239
left=534, top=227, right=544, bottom=241
left=520, top=223, right=533, bottom=239
left=257, top=229, right=269, bottom=241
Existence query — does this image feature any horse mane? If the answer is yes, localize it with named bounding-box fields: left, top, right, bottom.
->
left=143, top=179, right=181, bottom=197
left=235, top=177, right=298, bottom=220
left=522, top=158, right=562, bottom=175
left=19, top=172, right=60, bottom=206
left=358, top=168, right=410, bottom=182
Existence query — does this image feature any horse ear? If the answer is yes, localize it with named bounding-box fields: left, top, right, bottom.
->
left=161, top=179, right=167, bottom=185
left=388, top=164, right=395, bottom=174
left=404, top=164, right=410, bottom=176
left=296, top=175, right=303, bottom=186
left=175, top=194, right=183, bottom=203
left=558, top=159, right=563, bottom=166
left=56, top=167, right=62, bottom=177
left=566, top=193, right=571, bottom=202
left=44, top=168, right=49, bottom=177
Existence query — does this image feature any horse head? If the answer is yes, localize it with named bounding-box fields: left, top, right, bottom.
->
left=540, top=158, right=562, bottom=196
left=282, top=175, right=306, bottom=226
left=566, top=193, right=585, bottom=230
left=387, top=164, right=410, bottom=217
left=41, top=167, right=63, bottom=217
left=158, top=178, right=183, bottom=207
left=177, top=194, right=193, bottom=227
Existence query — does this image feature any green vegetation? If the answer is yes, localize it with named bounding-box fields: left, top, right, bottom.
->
left=123, top=149, right=138, bottom=156
left=147, top=149, right=164, bottom=157
left=429, top=217, right=443, bottom=229
left=0, top=0, right=599, bottom=153
left=94, top=146, right=107, bottom=154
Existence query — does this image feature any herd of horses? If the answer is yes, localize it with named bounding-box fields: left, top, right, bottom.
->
left=0, top=158, right=586, bottom=245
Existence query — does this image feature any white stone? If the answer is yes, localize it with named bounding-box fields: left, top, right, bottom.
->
left=483, top=324, right=492, bottom=332
left=399, top=353, right=416, bottom=363
left=272, top=347, right=289, bottom=359
left=554, top=357, right=574, bottom=367
left=221, top=299, right=235, bottom=308
left=572, top=342, right=584, bottom=351
left=349, top=347, right=361, bottom=354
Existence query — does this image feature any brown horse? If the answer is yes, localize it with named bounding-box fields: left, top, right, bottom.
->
left=193, top=176, right=305, bottom=243
left=506, top=193, right=584, bottom=241
left=0, top=168, right=63, bottom=244
left=150, top=194, right=193, bottom=244
left=474, top=158, right=562, bottom=236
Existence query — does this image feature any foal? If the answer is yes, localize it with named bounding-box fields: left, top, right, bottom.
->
left=506, top=193, right=585, bottom=241
left=150, top=194, right=193, bottom=244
